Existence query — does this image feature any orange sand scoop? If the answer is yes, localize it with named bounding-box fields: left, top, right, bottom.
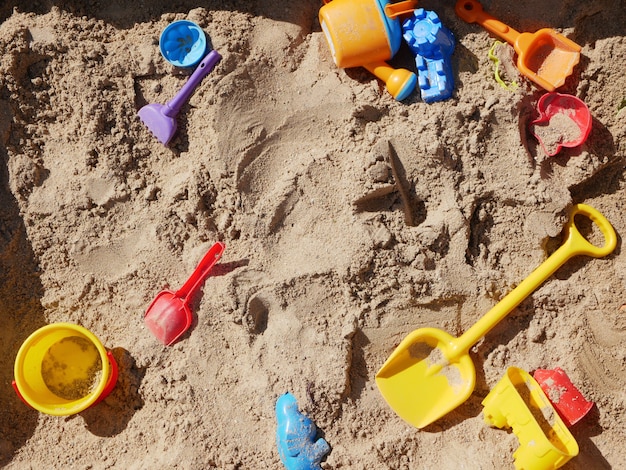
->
left=455, top=0, right=581, bottom=91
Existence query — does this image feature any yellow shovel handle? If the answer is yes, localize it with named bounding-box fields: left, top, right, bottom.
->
left=451, top=204, right=616, bottom=357
left=561, top=203, right=617, bottom=258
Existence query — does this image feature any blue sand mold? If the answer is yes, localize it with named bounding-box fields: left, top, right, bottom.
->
left=276, top=392, right=330, bottom=470
left=159, top=20, right=207, bottom=68
left=402, top=9, right=455, bottom=103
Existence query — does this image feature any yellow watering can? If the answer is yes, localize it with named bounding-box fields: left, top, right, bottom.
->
left=319, top=0, right=418, bottom=100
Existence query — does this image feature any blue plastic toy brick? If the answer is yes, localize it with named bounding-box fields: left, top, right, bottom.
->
left=276, top=392, right=330, bottom=470
left=402, top=9, right=455, bottom=103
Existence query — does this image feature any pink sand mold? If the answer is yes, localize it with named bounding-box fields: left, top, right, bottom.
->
left=530, top=92, right=592, bottom=156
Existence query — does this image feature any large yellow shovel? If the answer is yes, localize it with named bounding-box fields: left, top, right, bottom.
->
left=376, top=204, right=616, bottom=428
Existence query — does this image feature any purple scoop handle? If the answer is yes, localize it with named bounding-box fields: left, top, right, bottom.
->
left=164, top=50, right=221, bottom=117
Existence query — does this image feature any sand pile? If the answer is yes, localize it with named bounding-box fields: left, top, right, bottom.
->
left=0, top=0, right=625, bottom=468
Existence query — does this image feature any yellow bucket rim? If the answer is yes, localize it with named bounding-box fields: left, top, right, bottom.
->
left=13, top=322, right=110, bottom=416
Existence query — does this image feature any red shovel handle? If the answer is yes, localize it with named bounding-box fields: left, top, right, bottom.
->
left=175, top=242, right=226, bottom=302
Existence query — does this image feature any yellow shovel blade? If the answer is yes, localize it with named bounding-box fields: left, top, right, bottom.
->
left=375, top=328, right=476, bottom=428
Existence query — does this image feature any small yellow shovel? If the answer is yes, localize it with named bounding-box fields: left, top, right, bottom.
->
left=376, top=204, right=616, bottom=428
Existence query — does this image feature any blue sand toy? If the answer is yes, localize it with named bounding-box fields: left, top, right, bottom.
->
left=159, top=20, right=207, bottom=68
left=276, top=392, right=330, bottom=470
left=402, top=9, right=455, bottom=103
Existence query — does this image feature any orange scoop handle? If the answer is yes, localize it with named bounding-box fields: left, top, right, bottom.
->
left=455, top=0, right=521, bottom=46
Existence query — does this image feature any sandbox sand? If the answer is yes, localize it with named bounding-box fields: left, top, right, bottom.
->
left=0, top=0, right=625, bottom=468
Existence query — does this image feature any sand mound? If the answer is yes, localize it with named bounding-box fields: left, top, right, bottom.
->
left=1, top=0, right=625, bottom=468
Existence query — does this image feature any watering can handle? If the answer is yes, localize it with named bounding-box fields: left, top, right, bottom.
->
left=384, top=0, right=418, bottom=19
left=321, top=0, right=417, bottom=14
left=452, top=204, right=616, bottom=356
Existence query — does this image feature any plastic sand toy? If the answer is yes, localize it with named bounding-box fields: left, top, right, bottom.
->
left=533, top=367, right=594, bottom=427
left=13, top=323, right=118, bottom=416
left=376, top=204, right=616, bottom=429
left=319, top=0, right=418, bottom=100
left=276, top=392, right=330, bottom=470
left=138, top=50, right=222, bottom=145
left=144, top=242, right=225, bottom=345
left=159, top=20, right=207, bottom=68
left=455, top=0, right=581, bottom=92
left=488, top=41, right=519, bottom=91
left=530, top=92, right=592, bottom=156
left=483, top=367, right=579, bottom=470
left=402, top=9, right=455, bottom=103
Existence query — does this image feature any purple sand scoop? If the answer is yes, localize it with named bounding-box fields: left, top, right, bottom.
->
left=138, top=50, right=221, bottom=145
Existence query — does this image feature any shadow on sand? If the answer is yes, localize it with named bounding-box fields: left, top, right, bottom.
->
left=0, top=142, right=47, bottom=466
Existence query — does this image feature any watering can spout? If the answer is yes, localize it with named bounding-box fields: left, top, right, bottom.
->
left=364, top=61, right=417, bottom=101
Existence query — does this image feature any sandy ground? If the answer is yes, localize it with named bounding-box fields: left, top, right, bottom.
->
left=0, top=0, right=625, bottom=468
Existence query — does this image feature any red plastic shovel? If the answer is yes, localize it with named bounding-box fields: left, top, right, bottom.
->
left=145, top=242, right=225, bottom=345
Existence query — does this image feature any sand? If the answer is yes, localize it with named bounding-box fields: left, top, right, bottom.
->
left=532, top=110, right=583, bottom=156
left=0, top=0, right=625, bottom=468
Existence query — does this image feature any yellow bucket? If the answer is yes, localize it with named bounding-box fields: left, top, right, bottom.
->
left=13, top=323, right=116, bottom=416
